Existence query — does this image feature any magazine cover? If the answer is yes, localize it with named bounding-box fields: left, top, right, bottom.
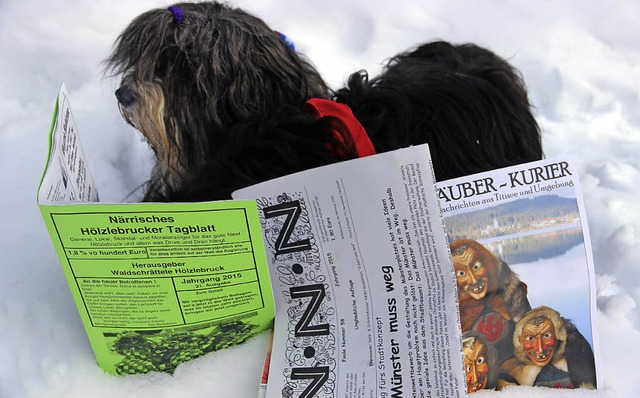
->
left=38, top=84, right=275, bottom=375
left=235, top=144, right=466, bottom=398
left=435, top=158, right=601, bottom=392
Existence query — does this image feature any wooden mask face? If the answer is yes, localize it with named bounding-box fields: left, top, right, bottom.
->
left=463, top=336, right=489, bottom=392
left=452, top=244, right=491, bottom=301
left=519, top=316, right=557, bottom=367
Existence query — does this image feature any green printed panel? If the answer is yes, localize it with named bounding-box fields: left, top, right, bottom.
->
left=178, top=283, right=264, bottom=324
left=40, top=200, right=275, bottom=375
left=78, top=278, right=183, bottom=328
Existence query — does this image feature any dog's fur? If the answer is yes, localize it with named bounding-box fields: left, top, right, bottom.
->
left=106, top=1, right=543, bottom=202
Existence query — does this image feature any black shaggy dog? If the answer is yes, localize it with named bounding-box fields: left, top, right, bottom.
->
left=106, top=1, right=542, bottom=202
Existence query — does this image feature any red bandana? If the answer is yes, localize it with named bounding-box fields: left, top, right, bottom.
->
left=304, top=98, right=376, bottom=158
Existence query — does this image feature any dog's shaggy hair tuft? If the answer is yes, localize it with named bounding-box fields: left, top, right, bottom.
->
left=335, top=41, right=543, bottom=182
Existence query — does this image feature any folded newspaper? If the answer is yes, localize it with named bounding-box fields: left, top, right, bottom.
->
left=435, top=158, right=601, bottom=391
left=38, top=85, right=275, bottom=375
left=234, top=145, right=467, bottom=397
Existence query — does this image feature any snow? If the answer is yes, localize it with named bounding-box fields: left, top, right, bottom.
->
left=1, top=0, right=639, bottom=397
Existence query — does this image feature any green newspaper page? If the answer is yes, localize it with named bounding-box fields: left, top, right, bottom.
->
left=38, top=84, right=275, bottom=375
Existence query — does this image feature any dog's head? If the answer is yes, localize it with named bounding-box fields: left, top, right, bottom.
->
left=105, top=2, right=328, bottom=200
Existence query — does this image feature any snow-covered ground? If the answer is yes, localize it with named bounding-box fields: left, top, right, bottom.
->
left=1, top=0, right=638, bottom=397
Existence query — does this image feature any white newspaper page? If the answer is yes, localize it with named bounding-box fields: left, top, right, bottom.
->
left=234, top=145, right=466, bottom=398
left=38, top=84, right=98, bottom=204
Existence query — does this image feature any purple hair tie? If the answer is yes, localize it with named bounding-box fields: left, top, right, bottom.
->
left=168, top=6, right=184, bottom=25
left=275, top=31, right=296, bottom=51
